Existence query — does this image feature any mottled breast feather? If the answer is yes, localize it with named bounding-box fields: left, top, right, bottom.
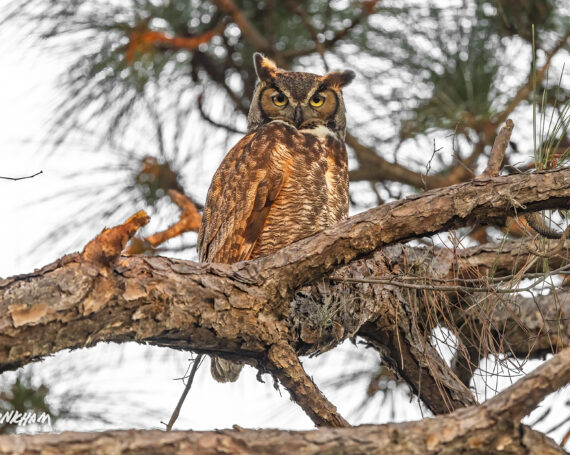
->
left=197, top=121, right=348, bottom=264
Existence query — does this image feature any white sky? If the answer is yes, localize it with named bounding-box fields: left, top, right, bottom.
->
left=0, top=16, right=568, bottom=447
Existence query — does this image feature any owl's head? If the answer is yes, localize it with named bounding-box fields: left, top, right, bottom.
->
left=247, top=53, right=355, bottom=139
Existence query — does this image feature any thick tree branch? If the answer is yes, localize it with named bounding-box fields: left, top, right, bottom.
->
left=295, top=250, right=476, bottom=414
left=267, top=343, right=349, bottom=427
left=2, top=168, right=570, bottom=422
left=376, top=241, right=570, bottom=386
left=359, top=311, right=477, bottom=413
left=0, top=426, right=562, bottom=454
left=1, top=348, right=568, bottom=454
left=249, top=167, right=570, bottom=299
left=382, top=241, right=570, bottom=356
left=453, top=238, right=570, bottom=278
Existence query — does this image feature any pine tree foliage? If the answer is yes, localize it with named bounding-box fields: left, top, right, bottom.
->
left=1, top=0, right=570, bottom=438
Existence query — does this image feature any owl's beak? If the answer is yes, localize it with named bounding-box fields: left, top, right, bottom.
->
left=293, top=105, right=303, bottom=128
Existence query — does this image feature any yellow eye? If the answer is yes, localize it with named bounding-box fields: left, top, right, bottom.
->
left=310, top=94, right=325, bottom=107
left=272, top=93, right=288, bottom=107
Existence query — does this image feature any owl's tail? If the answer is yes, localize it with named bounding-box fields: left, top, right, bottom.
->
left=211, top=357, right=243, bottom=383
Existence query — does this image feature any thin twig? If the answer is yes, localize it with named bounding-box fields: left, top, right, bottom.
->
left=165, top=354, right=204, bottom=431
left=330, top=273, right=556, bottom=294
left=197, top=93, right=246, bottom=134
left=0, top=170, right=43, bottom=181
left=421, top=139, right=441, bottom=189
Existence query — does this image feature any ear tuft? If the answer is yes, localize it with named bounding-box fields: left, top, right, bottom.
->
left=253, top=53, right=278, bottom=82
left=323, top=70, right=356, bottom=88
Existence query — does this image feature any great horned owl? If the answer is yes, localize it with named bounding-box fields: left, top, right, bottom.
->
left=198, top=53, right=354, bottom=382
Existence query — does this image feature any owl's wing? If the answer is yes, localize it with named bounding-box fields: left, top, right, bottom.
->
left=197, top=128, right=287, bottom=263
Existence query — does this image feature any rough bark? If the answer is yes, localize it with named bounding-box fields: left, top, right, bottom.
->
left=0, top=426, right=561, bottom=455
left=247, top=167, right=570, bottom=298
left=1, top=168, right=570, bottom=425
left=1, top=347, right=568, bottom=454
left=453, top=238, right=570, bottom=278
left=477, top=119, right=513, bottom=179
left=383, top=241, right=570, bottom=356
left=370, top=242, right=570, bottom=385
left=266, top=343, right=349, bottom=427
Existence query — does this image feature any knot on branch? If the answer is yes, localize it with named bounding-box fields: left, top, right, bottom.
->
left=82, top=211, right=149, bottom=268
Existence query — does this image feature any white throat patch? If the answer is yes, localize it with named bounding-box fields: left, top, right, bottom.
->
left=299, top=124, right=334, bottom=139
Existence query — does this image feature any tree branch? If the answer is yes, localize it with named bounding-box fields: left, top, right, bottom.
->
left=266, top=343, right=349, bottom=427
left=359, top=309, right=477, bottom=413
left=2, top=168, right=570, bottom=423
left=381, top=241, right=570, bottom=356
left=452, top=289, right=570, bottom=377
left=496, top=30, right=570, bottom=125
left=197, top=93, right=246, bottom=135
left=347, top=132, right=485, bottom=189
left=477, top=119, right=513, bottom=178
left=249, top=167, right=570, bottom=299
left=281, top=4, right=377, bottom=61
left=454, top=238, right=570, bottom=278
left=375, top=241, right=570, bottom=386
left=125, top=19, right=227, bottom=64
left=126, top=190, right=202, bottom=254
left=212, top=0, right=270, bottom=52
left=1, top=347, right=568, bottom=454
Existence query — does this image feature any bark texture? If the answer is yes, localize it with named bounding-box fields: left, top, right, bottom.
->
left=1, top=167, right=570, bottom=434
left=1, top=347, right=568, bottom=454
left=247, top=167, right=570, bottom=298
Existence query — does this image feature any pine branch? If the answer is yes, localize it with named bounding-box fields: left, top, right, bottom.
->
left=212, top=0, right=270, bottom=52
left=266, top=343, right=349, bottom=427
left=497, top=30, right=570, bottom=125
left=1, top=347, right=568, bottom=454
left=2, top=167, right=570, bottom=424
